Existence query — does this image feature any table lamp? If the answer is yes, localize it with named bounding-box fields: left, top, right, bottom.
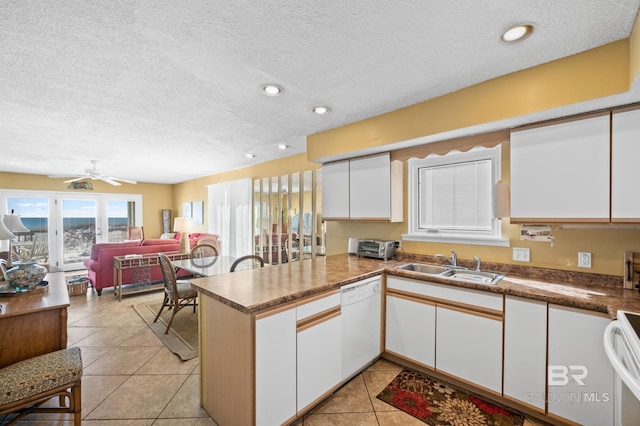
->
left=0, top=214, right=17, bottom=268
left=3, top=212, right=30, bottom=234
left=174, top=217, right=192, bottom=254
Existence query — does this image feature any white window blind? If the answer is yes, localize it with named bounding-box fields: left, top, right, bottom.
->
left=418, top=159, right=492, bottom=231
left=404, top=146, right=508, bottom=246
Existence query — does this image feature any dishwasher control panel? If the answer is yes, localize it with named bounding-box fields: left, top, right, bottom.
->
left=340, top=277, right=381, bottom=305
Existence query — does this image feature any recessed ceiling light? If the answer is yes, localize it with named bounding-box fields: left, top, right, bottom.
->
left=500, top=24, right=534, bottom=44
left=278, top=144, right=289, bottom=150
left=312, top=106, right=330, bottom=115
left=262, top=84, right=283, bottom=96
left=246, top=153, right=255, bottom=159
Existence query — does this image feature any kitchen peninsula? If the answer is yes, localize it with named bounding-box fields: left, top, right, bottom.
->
left=190, top=254, right=640, bottom=426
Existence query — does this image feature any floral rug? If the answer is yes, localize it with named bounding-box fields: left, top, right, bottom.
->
left=376, top=369, right=524, bottom=426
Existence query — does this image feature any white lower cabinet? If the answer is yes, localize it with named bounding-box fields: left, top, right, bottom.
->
left=503, top=296, right=547, bottom=411
left=547, top=304, right=614, bottom=426
left=436, top=305, right=503, bottom=393
left=296, top=292, right=342, bottom=412
left=255, top=305, right=297, bottom=426
left=385, top=293, right=435, bottom=367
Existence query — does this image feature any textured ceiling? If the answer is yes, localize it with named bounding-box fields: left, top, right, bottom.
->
left=1, top=1, right=639, bottom=184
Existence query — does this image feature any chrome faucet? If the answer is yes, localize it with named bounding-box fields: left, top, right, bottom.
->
left=435, top=249, right=457, bottom=267
left=474, top=256, right=481, bottom=271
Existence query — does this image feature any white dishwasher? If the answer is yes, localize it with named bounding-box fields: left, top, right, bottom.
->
left=341, top=276, right=382, bottom=380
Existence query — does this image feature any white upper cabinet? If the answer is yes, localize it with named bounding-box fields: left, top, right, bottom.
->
left=322, top=152, right=403, bottom=222
left=510, top=113, right=611, bottom=222
left=612, top=108, right=640, bottom=221
left=321, top=160, right=350, bottom=220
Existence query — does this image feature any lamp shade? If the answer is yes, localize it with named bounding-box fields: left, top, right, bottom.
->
left=173, top=217, right=192, bottom=233
left=3, top=214, right=30, bottom=233
left=0, top=215, right=16, bottom=240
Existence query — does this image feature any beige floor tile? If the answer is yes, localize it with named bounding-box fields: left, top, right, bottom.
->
left=119, top=326, right=164, bottom=347
left=74, top=346, right=112, bottom=368
left=83, top=346, right=161, bottom=375
left=138, top=346, right=199, bottom=375
left=73, top=325, right=146, bottom=347
left=376, top=410, right=427, bottom=425
left=86, top=374, right=189, bottom=420
left=159, top=375, right=211, bottom=418
left=310, top=375, right=374, bottom=414
left=154, top=419, right=217, bottom=425
left=303, top=412, right=379, bottom=425
left=67, top=325, right=103, bottom=346
left=80, top=420, right=155, bottom=425
left=366, top=358, right=405, bottom=372
left=363, top=368, right=404, bottom=413
left=82, top=375, right=130, bottom=416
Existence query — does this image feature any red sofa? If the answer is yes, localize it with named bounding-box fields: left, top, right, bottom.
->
left=84, top=234, right=220, bottom=295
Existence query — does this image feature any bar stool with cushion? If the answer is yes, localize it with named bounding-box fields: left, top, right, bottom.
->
left=0, top=347, right=83, bottom=425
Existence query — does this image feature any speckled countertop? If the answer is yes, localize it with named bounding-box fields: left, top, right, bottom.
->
left=189, top=253, right=640, bottom=318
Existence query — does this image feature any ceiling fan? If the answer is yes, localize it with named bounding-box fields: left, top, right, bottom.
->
left=48, top=160, right=137, bottom=186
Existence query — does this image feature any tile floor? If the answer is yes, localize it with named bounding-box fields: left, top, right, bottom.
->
left=3, top=283, right=542, bottom=426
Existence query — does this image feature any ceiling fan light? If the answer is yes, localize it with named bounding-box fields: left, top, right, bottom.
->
left=500, top=24, right=534, bottom=44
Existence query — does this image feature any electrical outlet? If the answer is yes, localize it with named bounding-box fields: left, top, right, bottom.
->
left=578, top=252, right=592, bottom=268
left=513, top=247, right=530, bottom=262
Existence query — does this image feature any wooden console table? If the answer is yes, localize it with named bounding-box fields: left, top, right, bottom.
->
left=113, top=252, right=191, bottom=301
left=0, top=272, right=70, bottom=369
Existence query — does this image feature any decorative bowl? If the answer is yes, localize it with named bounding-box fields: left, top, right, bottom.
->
left=4, top=261, right=47, bottom=290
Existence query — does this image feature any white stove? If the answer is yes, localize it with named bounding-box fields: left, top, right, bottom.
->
left=604, top=310, right=640, bottom=425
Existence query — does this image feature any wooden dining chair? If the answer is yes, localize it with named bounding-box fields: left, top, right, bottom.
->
left=190, top=243, right=218, bottom=259
left=230, top=255, right=265, bottom=272
left=154, top=253, right=198, bottom=334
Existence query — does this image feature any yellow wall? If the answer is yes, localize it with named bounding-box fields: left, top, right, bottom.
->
left=0, top=172, right=174, bottom=238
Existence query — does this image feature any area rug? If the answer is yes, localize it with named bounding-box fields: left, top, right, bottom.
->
left=133, top=303, right=198, bottom=361
left=377, top=369, right=525, bottom=425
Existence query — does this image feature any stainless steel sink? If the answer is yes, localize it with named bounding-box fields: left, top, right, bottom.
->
left=394, top=262, right=504, bottom=285
left=394, top=263, right=449, bottom=275
left=441, top=269, right=505, bottom=285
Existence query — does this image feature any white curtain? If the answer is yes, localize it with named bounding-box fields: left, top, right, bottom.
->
left=207, top=178, right=252, bottom=258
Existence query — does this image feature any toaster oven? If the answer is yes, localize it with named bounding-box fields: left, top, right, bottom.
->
left=356, top=239, right=397, bottom=260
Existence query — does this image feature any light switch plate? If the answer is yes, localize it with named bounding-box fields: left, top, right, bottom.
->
left=513, top=247, right=530, bottom=262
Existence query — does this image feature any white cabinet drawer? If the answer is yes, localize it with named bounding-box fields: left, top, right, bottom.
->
left=386, top=276, right=503, bottom=312
left=297, top=291, right=340, bottom=321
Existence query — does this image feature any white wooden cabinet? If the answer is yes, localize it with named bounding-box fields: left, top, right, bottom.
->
left=386, top=276, right=503, bottom=393
left=503, top=296, right=547, bottom=411
left=547, top=304, right=613, bottom=426
left=322, top=152, right=402, bottom=222
left=321, top=160, right=350, bottom=220
left=296, top=291, right=342, bottom=412
left=612, top=108, right=640, bottom=221
left=255, top=305, right=297, bottom=426
left=436, top=305, right=503, bottom=393
left=510, top=113, right=610, bottom=222
left=385, top=293, right=436, bottom=368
